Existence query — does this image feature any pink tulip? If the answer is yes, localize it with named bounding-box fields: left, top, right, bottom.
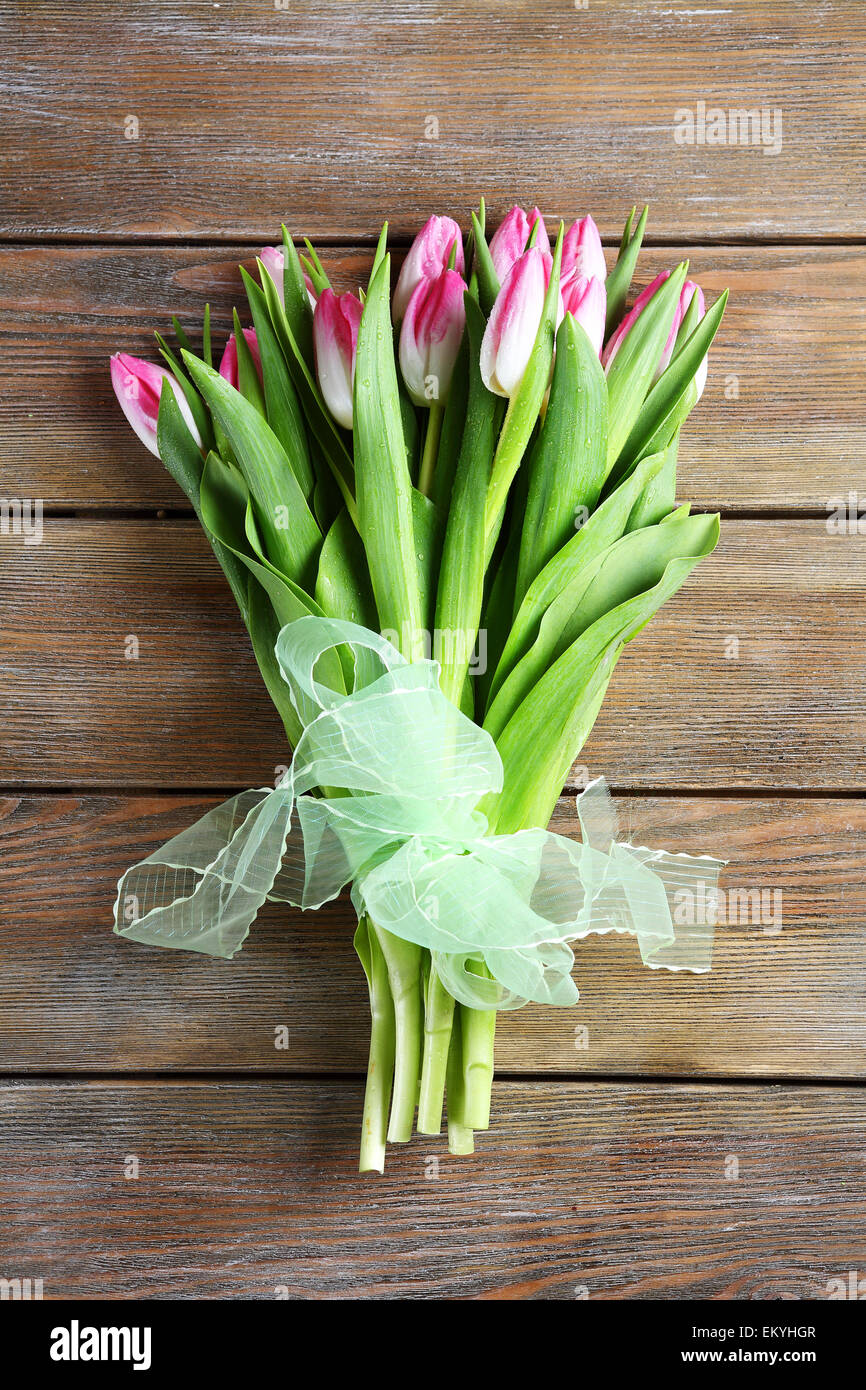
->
left=480, top=246, right=557, bottom=399
left=561, top=274, right=607, bottom=356
left=488, top=205, right=550, bottom=284
left=110, top=352, right=201, bottom=458
left=218, top=328, right=262, bottom=390
left=602, top=271, right=668, bottom=373
left=393, top=216, right=465, bottom=324
left=260, top=246, right=286, bottom=298
left=561, top=215, right=607, bottom=287
left=679, top=281, right=708, bottom=399
left=261, top=245, right=317, bottom=309
left=313, top=287, right=363, bottom=429
left=602, top=272, right=705, bottom=383
left=398, top=267, right=466, bottom=406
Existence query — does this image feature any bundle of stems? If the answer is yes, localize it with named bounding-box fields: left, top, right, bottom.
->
left=111, top=201, right=727, bottom=1170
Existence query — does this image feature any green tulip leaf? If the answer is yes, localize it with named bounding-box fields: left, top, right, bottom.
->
left=434, top=294, right=500, bottom=705
left=514, top=313, right=608, bottom=611
left=181, top=351, right=322, bottom=594
left=610, top=289, right=728, bottom=483
left=605, top=261, right=688, bottom=468
left=242, top=265, right=315, bottom=501
left=605, top=204, right=648, bottom=338
left=486, top=512, right=720, bottom=832
left=280, top=225, right=315, bottom=371
left=354, top=254, right=425, bottom=660
left=258, top=261, right=357, bottom=523
left=486, top=447, right=668, bottom=709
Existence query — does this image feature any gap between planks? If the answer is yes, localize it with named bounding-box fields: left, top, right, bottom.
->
left=5, top=785, right=866, bottom=800
left=39, top=508, right=838, bottom=521
left=4, top=1071, right=866, bottom=1089
left=3, top=234, right=866, bottom=250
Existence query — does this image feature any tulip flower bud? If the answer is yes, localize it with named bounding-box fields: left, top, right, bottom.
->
left=489, top=205, right=550, bottom=284
left=676, top=281, right=708, bottom=400
left=218, top=328, right=262, bottom=390
left=110, top=352, right=201, bottom=458
left=480, top=246, right=556, bottom=399
left=561, top=215, right=607, bottom=286
left=602, top=272, right=706, bottom=382
left=261, top=245, right=317, bottom=309
left=398, top=267, right=466, bottom=406
left=313, top=287, right=363, bottom=429
left=260, top=246, right=285, bottom=299
left=561, top=274, right=606, bottom=356
left=392, top=216, right=465, bottom=323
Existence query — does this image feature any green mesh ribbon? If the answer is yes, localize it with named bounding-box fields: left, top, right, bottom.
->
left=113, top=617, right=724, bottom=1009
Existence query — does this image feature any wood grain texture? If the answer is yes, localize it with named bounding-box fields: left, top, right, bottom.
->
left=1, top=2, right=864, bottom=240
left=3, top=243, right=863, bottom=512
left=2, top=1078, right=863, bottom=1298
left=2, top=0, right=865, bottom=1304
left=0, top=793, right=863, bottom=1077
left=1, top=519, right=863, bottom=790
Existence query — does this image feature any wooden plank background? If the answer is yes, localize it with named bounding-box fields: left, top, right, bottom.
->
left=2, top=1, right=865, bottom=241
left=3, top=1079, right=864, bottom=1299
left=0, top=0, right=864, bottom=1301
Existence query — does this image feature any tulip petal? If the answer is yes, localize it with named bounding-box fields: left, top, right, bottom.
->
left=399, top=267, right=466, bottom=405
left=489, top=205, right=550, bottom=283
left=392, top=215, right=465, bottom=322
left=561, top=214, right=607, bottom=286
left=481, top=249, right=547, bottom=398
left=110, top=352, right=201, bottom=458
left=313, top=288, right=363, bottom=429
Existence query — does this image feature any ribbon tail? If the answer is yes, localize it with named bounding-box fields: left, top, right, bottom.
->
left=617, top=844, right=727, bottom=972
left=113, top=787, right=298, bottom=959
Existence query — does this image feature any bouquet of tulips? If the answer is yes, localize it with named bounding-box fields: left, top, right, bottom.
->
left=110, top=202, right=727, bottom=1171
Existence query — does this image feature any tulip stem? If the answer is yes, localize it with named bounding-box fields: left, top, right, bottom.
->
left=461, top=988, right=497, bottom=1131
left=418, top=402, right=443, bottom=497
left=445, top=1009, right=475, bottom=1154
left=358, top=921, right=396, bottom=1174
left=371, top=922, right=423, bottom=1143
left=417, top=965, right=456, bottom=1134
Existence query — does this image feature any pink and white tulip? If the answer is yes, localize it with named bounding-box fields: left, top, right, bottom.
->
left=260, top=246, right=286, bottom=298
left=489, top=205, right=550, bottom=284
left=313, top=288, right=363, bottom=429
left=398, top=267, right=466, bottom=406
left=561, top=273, right=606, bottom=356
left=480, top=246, right=556, bottom=399
left=218, top=328, right=262, bottom=390
left=602, top=272, right=706, bottom=387
left=668, top=281, right=710, bottom=399
left=561, top=215, right=607, bottom=287
left=261, top=245, right=317, bottom=309
left=110, top=352, right=201, bottom=458
left=392, top=216, right=465, bottom=323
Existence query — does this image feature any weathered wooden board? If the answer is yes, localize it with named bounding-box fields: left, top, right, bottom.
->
left=0, top=792, right=863, bottom=1077
left=1, top=1078, right=863, bottom=1298
left=2, top=2, right=864, bottom=241
left=2, top=243, right=862, bottom=513
left=1, top=520, right=862, bottom=789
left=2, top=0, right=864, bottom=1307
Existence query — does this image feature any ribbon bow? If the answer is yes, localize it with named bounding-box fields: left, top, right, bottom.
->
left=114, top=617, right=724, bottom=1009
